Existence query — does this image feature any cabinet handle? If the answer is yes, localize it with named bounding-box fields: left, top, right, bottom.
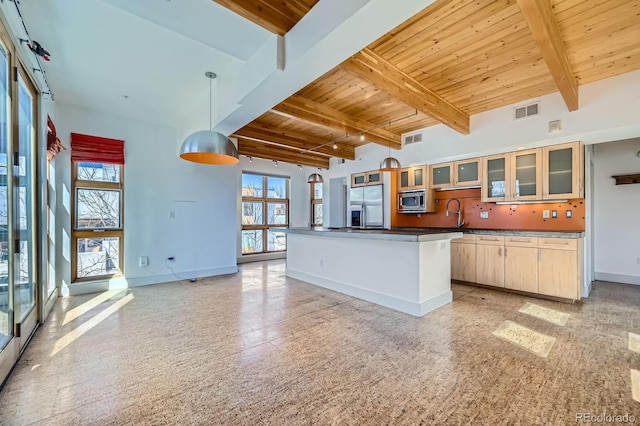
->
left=509, top=238, right=531, bottom=243
left=544, top=240, right=570, bottom=245
left=480, top=237, right=499, bottom=241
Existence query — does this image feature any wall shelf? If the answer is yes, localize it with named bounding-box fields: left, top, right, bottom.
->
left=612, top=173, right=640, bottom=185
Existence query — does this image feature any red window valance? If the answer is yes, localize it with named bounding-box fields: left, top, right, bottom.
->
left=71, top=132, right=125, bottom=164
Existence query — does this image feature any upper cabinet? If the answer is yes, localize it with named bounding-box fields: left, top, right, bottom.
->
left=543, top=142, right=583, bottom=199
left=398, top=165, right=427, bottom=191
left=454, top=158, right=482, bottom=187
left=482, top=154, right=511, bottom=202
left=430, top=162, right=453, bottom=189
left=351, top=170, right=387, bottom=187
left=511, top=148, right=543, bottom=201
left=482, top=142, right=583, bottom=202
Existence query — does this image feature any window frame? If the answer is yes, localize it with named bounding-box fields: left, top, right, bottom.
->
left=310, top=182, right=323, bottom=227
left=71, top=162, right=124, bottom=282
left=241, top=173, right=289, bottom=255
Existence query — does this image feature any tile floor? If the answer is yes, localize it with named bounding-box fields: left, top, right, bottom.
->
left=0, top=260, right=638, bottom=425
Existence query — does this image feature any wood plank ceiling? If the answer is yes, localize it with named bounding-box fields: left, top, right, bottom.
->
left=224, top=0, right=640, bottom=167
left=211, top=0, right=318, bottom=35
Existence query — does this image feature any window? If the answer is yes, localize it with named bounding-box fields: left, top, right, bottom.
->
left=311, top=182, right=322, bottom=227
left=72, top=152, right=124, bottom=280
left=241, top=173, right=289, bottom=254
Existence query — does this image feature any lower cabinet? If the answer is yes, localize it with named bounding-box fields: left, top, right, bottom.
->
left=451, top=234, right=476, bottom=282
left=504, top=237, right=538, bottom=293
left=476, top=236, right=505, bottom=287
left=538, top=238, right=581, bottom=299
left=450, top=234, right=583, bottom=300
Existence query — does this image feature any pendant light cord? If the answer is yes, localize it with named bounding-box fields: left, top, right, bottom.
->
left=209, top=76, right=212, bottom=131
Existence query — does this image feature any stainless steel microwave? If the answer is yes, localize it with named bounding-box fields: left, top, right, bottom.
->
left=398, top=189, right=427, bottom=213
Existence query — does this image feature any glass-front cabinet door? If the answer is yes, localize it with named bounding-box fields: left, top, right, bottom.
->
left=511, top=148, right=542, bottom=200
left=543, top=142, right=582, bottom=199
left=430, top=162, right=453, bottom=189
left=454, top=158, right=481, bottom=187
left=482, top=154, right=511, bottom=202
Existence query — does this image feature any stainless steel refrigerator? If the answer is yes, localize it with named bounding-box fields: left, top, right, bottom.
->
left=348, top=179, right=391, bottom=229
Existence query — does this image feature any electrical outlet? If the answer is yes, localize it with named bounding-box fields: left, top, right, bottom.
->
left=480, top=211, right=489, bottom=219
left=139, top=256, right=148, bottom=267
left=169, top=211, right=175, bottom=219
left=566, top=210, right=573, bottom=218
left=551, top=210, right=558, bottom=218
left=543, top=210, right=550, bottom=218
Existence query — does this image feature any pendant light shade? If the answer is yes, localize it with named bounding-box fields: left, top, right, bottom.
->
left=307, top=170, right=324, bottom=183
left=180, top=131, right=239, bottom=165
left=379, top=120, right=401, bottom=170
left=179, top=71, right=239, bottom=165
left=379, top=157, right=401, bottom=170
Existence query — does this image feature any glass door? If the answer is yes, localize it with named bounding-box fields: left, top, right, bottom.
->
left=482, top=154, right=510, bottom=202
left=511, top=148, right=542, bottom=201
left=0, top=40, right=16, bottom=380
left=14, top=70, right=37, bottom=345
left=543, top=142, right=582, bottom=199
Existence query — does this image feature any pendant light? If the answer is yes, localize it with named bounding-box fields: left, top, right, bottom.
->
left=179, top=72, right=239, bottom=165
left=307, top=168, right=324, bottom=183
left=379, top=120, right=401, bottom=171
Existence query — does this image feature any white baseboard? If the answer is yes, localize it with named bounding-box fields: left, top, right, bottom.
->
left=287, top=268, right=452, bottom=317
left=65, top=265, right=238, bottom=296
left=582, top=280, right=593, bottom=298
left=594, top=272, right=640, bottom=286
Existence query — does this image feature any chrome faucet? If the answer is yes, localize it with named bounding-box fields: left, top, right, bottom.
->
left=445, top=198, right=465, bottom=228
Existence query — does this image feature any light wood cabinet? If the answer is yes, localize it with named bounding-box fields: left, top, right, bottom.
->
left=398, top=165, right=427, bottom=191
left=454, top=157, right=482, bottom=187
left=511, top=148, right=543, bottom=201
left=351, top=170, right=387, bottom=188
left=451, top=234, right=582, bottom=300
left=504, top=237, right=539, bottom=293
left=451, top=234, right=476, bottom=282
left=476, top=236, right=505, bottom=287
left=543, top=142, right=583, bottom=199
left=351, top=173, right=367, bottom=187
left=482, top=154, right=511, bottom=202
left=482, top=150, right=542, bottom=201
left=430, top=162, right=453, bottom=189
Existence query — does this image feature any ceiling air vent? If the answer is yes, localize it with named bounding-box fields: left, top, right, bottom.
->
left=514, top=102, right=540, bottom=120
left=403, top=132, right=423, bottom=146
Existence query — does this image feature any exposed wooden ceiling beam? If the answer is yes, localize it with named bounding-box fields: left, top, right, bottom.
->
left=342, top=48, right=470, bottom=135
left=516, top=0, right=578, bottom=111
left=238, top=138, right=329, bottom=169
left=211, top=0, right=313, bottom=36
left=271, top=95, right=402, bottom=149
left=232, top=125, right=356, bottom=160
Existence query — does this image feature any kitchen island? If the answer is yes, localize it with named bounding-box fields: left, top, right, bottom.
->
left=282, top=228, right=462, bottom=317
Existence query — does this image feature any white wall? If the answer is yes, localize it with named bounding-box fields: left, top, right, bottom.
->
left=235, top=155, right=311, bottom=262
left=593, top=138, right=640, bottom=285
left=53, top=103, right=239, bottom=295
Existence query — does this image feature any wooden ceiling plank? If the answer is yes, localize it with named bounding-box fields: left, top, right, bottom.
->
left=238, top=138, right=329, bottom=168
left=272, top=95, right=402, bottom=149
left=233, top=125, right=355, bottom=160
left=516, top=0, right=578, bottom=111
left=342, top=48, right=470, bottom=135
left=389, top=1, right=522, bottom=70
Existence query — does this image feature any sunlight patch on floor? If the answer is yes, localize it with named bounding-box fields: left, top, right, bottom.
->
left=631, top=369, right=640, bottom=403
left=52, top=293, right=134, bottom=357
left=63, top=290, right=128, bottom=325
left=492, top=320, right=556, bottom=357
left=518, top=302, right=570, bottom=326
left=629, top=333, right=640, bottom=354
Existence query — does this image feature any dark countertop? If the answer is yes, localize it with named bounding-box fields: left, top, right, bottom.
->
left=282, top=227, right=463, bottom=242
left=391, top=227, right=585, bottom=238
